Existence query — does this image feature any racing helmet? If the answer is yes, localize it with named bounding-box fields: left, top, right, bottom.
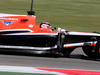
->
left=40, top=22, right=51, bottom=29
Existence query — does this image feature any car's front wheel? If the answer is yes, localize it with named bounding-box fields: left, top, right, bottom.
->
left=95, top=40, right=100, bottom=58
left=82, top=46, right=96, bottom=57
left=82, top=40, right=100, bottom=58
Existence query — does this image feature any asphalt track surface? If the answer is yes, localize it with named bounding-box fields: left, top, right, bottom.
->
left=0, top=48, right=100, bottom=71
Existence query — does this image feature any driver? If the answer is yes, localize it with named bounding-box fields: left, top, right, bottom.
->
left=40, top=22, right=51, bottom=29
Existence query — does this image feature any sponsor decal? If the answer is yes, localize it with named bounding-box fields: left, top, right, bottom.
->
left=38, top=30, right=47, bottom=32
left=0, top=20, right=17, bottom=26
left=0, top=18, right=18, bottom=21
left=29, top=24, right=34, bottom=28
left=32, top=16, right=36, bottom=17
left=4, top=21, right=11, bottom=26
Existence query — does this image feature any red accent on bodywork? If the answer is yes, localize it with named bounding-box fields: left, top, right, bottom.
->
left=0, top=16, right=54, bottom=33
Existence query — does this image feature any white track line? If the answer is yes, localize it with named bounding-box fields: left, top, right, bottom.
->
left=0, top=65, right=66, bottom=75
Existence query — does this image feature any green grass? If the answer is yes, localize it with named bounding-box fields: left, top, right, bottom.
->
left=0, top=0, right=100, bottom=32
left=0, top=71, right=55, bottom=75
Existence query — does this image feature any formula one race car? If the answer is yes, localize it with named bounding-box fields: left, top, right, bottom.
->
left=0, top=0, right=100, bottom=58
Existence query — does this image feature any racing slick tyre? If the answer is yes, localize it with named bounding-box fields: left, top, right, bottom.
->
left=95, top=40, right=100, bottom=58
left=82, top=45, right=96, bottom=58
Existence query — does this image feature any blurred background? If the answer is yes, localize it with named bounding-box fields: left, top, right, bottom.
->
left=0, top=0, right=100, bottom=32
